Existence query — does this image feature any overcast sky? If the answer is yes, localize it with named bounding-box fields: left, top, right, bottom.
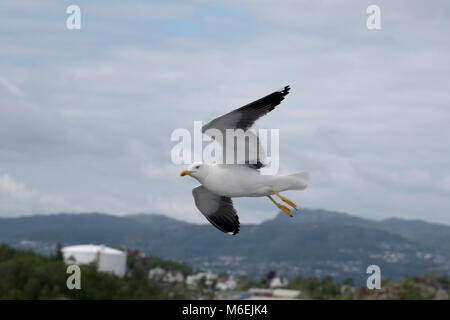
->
left=1, top=0, right=449, bottom=225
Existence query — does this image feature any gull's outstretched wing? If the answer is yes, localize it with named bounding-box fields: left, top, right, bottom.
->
left=192, top=186, right=240, bottom=235
left=203, top=86, right=291, bottom=133
left=202, top=86, right=290, bottom=168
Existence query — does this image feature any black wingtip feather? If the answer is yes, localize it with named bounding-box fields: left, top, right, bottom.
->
left=233, top=218, right=240, bottom=235
left=280, top=85, right=291, bottom=96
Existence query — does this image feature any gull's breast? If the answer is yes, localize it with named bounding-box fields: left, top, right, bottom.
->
left=202, top=166, right=274, bottom=198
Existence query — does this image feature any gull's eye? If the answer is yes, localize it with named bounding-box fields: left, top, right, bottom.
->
left=195, top=165, right=200, bottom=169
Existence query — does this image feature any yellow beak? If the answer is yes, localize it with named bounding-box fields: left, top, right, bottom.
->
left=180, top=170, right=193, bottom=176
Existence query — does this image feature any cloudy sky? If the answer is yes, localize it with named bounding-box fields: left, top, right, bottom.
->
left=1, top=0, right=449, bottom=225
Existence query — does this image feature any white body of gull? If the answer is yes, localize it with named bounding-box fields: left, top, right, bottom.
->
left=180, top=86, right=308, bottom=235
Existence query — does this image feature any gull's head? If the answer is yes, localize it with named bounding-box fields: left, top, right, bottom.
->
left=180, top=162, right=209, bottom=181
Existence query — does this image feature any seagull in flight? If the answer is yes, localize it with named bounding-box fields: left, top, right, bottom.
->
left=180, top=86, right=308, bottom=235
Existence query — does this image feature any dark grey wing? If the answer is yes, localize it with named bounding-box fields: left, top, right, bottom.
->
left=192, top=186, right=240, bottom=235
left=202, top=86, right=290, bottom=169
left=202, top=86, right=290, bottom=133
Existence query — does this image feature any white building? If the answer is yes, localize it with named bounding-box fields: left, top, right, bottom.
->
left=62, top=244, right=127, bottom=277
left=247, top=288, right=301, bottom=300
left=186, top=272, right=217, bottom=287
left=216, top=275, right=237, bottom=291
left=164, top=271, right=185, bottom=283
left=148, top=267, right=166, bottom=280
left=269, top=277, right=289, bottom=288
left=273, top=289, right=300, bottom=299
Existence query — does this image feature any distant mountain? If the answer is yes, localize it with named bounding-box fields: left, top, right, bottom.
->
left=377, top=218, right=450, bottom=252
left=266, top=208, right=373, bottom=226
left=0, top=210, right=449, bottom=285
left=267, top=209, right=450, bottom=252
left=127, top=213, right=188, bottom=228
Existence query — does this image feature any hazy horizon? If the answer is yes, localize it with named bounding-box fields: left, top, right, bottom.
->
left=1, top=207, right=449, bottom=227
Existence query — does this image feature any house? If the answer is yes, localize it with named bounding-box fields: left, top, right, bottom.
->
left=186, top=272, right=217, bottom=287
left=164, top=271, right=185, bottom=283
left=269, top=277, right=289, bottom=288
left=148, top=267, right=165, bottom=280
left=216, top=275, right=237, bottom=291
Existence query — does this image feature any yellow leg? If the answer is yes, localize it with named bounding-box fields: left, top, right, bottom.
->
left=267, top=195, right=292, bottom=217
left=271, top=188, right=297, bottom=210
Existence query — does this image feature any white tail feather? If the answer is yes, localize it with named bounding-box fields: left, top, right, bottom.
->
left=273, top=172, right=309, bottom=192
left=288, top=172, right=309, bottom=190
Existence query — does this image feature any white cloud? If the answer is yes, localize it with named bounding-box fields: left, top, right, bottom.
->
left=0, top=77, right=23, bottom=97
left=0, top=174, right=69, bottom=215
left=438, top=175, right=450, bottom=193
left=0, top=174, right=34, bottom=200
